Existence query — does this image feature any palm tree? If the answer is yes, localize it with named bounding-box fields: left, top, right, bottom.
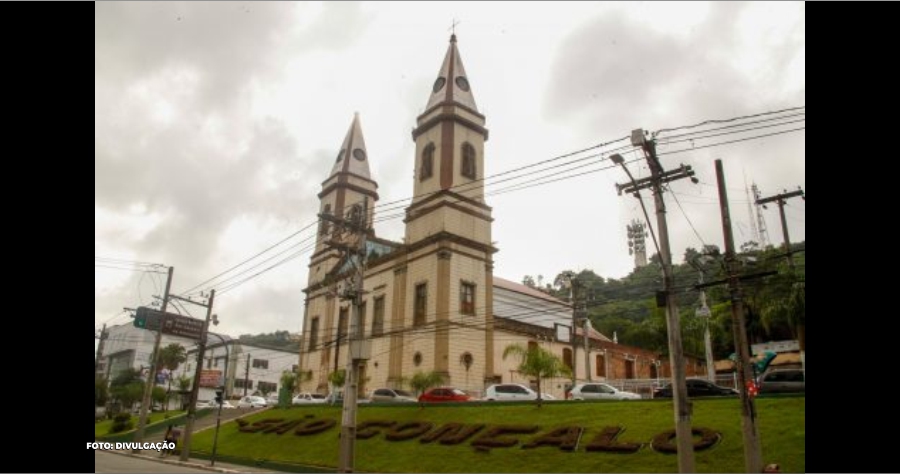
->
left=409, top=371, right=445, bottom=397
left=502, top=343, right=572, bottom=408
left=157, top=343, right=186, bottom=412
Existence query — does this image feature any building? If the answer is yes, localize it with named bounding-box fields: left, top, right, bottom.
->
left=186, top=340, right=299, bottom=404
left=297, top=34, right=703, bottom=399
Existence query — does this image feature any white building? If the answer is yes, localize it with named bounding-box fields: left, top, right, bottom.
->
left=184, top=341, right=299, bottom=404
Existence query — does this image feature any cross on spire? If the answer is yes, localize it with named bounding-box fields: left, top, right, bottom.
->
left=450, top=18, right=460, bottom=36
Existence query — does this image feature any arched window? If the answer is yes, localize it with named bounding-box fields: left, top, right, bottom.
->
left=319, top=204, right=332, bottom=235
left=461, top=143, right=476, bottom=179
left=420, top=143, right=435, bottom=181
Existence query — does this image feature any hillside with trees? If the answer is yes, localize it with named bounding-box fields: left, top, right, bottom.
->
left=521, top=241, right=805, bottom=360
left=238, top=330, right=299, bottom=351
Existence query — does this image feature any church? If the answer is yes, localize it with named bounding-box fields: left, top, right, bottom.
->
left=297, top=35, right=692, bottom=399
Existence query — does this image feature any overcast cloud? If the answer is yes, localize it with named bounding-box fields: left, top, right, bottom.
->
left=95, top=2, right=805, bottom=340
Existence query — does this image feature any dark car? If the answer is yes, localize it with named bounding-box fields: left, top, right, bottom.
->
left=654, top=379, right=738, bottom=398
left=418, top=387, right=471, bottom=403
left=758, top=369, right=805, bottom=394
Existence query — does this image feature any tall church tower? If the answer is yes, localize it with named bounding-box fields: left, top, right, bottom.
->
left=308, top=113, right=379, bottom=288
left=401, top=34, right=497, bottom=384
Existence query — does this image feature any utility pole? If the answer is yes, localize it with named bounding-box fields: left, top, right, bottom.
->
left=244, top=353, right=251, bottom=397
left=583, top=316, right=592, bottom=382
left=562, top=272, right=578, bottom=388
left=179, top=289, right=216, bottom=462
left=133, top=266, right=173, bottom=452
left=696, top=272, right=716, bottom=382
left=716, top=159, right=763, bottom=473
left=756, top=187, right=805, bottom=374
left=324, top=197, right=371, bottom=473
left=612, top=130, right=697, bottom=473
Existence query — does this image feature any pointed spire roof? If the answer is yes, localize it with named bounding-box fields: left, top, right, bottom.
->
left=424, top=34, right=478, bottom=112
left=329, top=112, right=372, bottom=179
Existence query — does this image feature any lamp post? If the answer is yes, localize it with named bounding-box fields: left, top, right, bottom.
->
left=207, top=327, right=229, bottom=468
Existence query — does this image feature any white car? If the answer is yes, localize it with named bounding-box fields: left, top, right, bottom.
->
left=292, top=392, right=327, bottom=405
left=484, top=383, right=539, bottom=401
left=236, top=395, right=268, bottom=408
left=568, top=383, right=641, bottom=401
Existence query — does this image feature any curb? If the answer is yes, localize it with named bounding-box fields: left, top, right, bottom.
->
left=104, top=449, right=247, bottom=473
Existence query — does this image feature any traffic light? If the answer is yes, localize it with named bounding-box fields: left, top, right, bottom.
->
left=134, top=307, right=148, bottom=328
left=215, top=389, right=223, bottom=404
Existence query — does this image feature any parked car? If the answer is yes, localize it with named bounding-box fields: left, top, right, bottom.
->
left=418, top=387, right=471, bottom=403
left=758, top=369, right=805, bottom=394
left=483, top=383, right=538, bottom=401
left=266, top=394, right=280, bottom=406
left=654, top=379, right=738, bottom=398
left=236, top=395, right=268, bottom=408
left=370, top=388, right=417, bottom=403
left=568, top=382, right=641, bottom=401
left=292, top=392, right=328, bottom=405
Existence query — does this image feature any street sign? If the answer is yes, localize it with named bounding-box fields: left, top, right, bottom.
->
left=161, top=313, right=205, bottom=340
left=133, top=306, right=205, bottom=340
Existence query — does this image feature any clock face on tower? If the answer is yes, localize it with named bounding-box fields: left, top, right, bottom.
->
left=455, top=76, right=470, bottom=92
left=353, top=148, right=367, bottom=161
left=433, top=77, right=446, bottom=93
left=336, top=149, right=345, bottom=163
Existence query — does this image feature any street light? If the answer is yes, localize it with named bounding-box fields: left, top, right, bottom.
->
left=207, top=329, right=229, bottom=467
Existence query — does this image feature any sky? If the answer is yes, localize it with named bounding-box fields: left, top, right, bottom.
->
left=95, top=1, right=805, bottom=341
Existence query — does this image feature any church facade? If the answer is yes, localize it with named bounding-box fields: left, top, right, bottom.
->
left=297, top=35, right=692, bottom=399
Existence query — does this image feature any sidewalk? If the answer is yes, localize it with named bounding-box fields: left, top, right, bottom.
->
left=106, top=448, right=276, bottom=473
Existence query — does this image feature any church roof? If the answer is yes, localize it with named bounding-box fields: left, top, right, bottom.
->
left=424, top=34, right=478, bottom=112
left=329, top=112, right=373, bottom=180
left=493, top=276, right=569, bottom=306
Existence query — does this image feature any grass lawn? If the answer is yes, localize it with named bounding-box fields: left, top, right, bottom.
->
left=95, top=410, right=187, bottom=438
left=188, top=397, right=804, bottom=473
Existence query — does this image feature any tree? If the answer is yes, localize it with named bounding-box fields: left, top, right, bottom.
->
left=409, top=371, right=445, bottom=396
left=502, top=344, right=571, bottom=408
left=176, top=374, right=192, bottom=410
left=95, top=375, right=108, bottom=407
left=156, top=343, right=186, bottom=412
left=328, top=369, right=346, bottom=391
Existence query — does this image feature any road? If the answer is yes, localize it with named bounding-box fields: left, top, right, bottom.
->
left=95, top=450, right=220, bottom=473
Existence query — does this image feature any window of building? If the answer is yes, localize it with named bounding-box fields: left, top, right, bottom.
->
left=420, top=143, right=435, bottom=181
left=252, top=359, right=269, bottom=370
left=235, top=379, right=254, bottom=389
left=596, top=355, right=606, bottom=377
left=460, top=282, right=475, bottom=315
left=258, top=381, right=277, bottom=394
left=563, top=348, right=573, bottom=370
left=461, top=143, right=476, bottom=179
left=339, top=307, right=349, bottom=339
left=624, top=359, right=635, bottom=379
left=358, top=301, right=367, bottom=338
left=414, top=283, right=428, bottom=326
left=292, top=364, right=299, bottom=373
left=372, top=296, right=385, bottom=336
left=309, top=317, right=319, bottom=351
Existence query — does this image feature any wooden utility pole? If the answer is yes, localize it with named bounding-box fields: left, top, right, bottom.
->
left=244, top=353, right=251, bottom=397
left=756, top=187, right=805, bottom=373
left=327, top=197, right=371, bottom=473
left=179, top=289, right=216, bottom=462
left=133, top=266, right=173, bottom=451
left=612, top=130, right=697, bottom=473
left=716, top=159, right=763, bottom=473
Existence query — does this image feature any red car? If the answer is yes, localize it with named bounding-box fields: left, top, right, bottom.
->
left=418, top=387, right=471, bottom=403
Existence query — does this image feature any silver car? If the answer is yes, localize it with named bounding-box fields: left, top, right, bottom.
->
left=370, top=388, right=417, bottom=402
left=569, top=383, right=641, bottom=400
